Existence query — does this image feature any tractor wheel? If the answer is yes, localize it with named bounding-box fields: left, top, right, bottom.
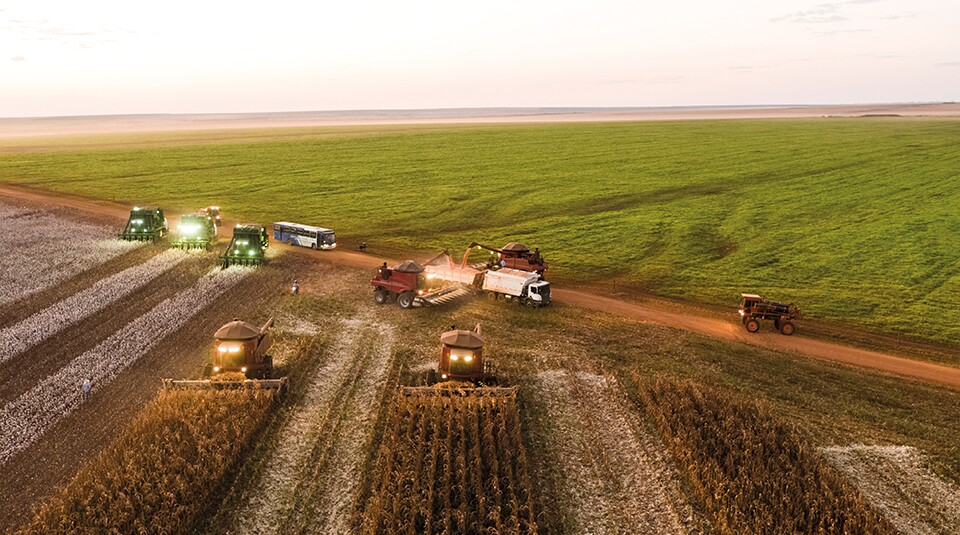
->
left=780, top=322, right=796, bottom=336
left=374, top=289, right=390, bottom=305
left=398, top=291, right=415, bottom=309
left=745, top=318, right=761, bottom=333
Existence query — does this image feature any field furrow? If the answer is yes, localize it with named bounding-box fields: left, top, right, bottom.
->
left=232, top=315, right=395, bottom=535
left=823, top=445, right=960, bottom=534
left=528, top=370, right=694, bottom=534
left=0, top=266, right=250, bottom=465
left=0, top=202, right=140, bottom=305
left=0, top=249, right=188, bottom=365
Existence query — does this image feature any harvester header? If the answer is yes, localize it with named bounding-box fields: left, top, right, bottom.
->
left=221, top=224, right=269, bottom=267
left=120, top=207, right=168, bottom=242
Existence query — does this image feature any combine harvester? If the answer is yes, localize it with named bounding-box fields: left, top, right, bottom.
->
left=405, top=324, right=514, bottom=397
left=203, top=206, right=222, bottom=227
left=739, top=293, right=802, bottom=335
left=469, top=242, right=547, bottom=274
left=119, top=207, right=168, bottom=242
left=221, top=224, right=269, bottom=267
left=163, top=317, right=288, bottom=394
left=371, top=247, right=551, bottom=308
left=171, top=212, right=218, bottom=250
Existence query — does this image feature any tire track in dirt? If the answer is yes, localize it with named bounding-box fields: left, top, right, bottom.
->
left=0, top=254, right=211, bottom=406
left=0, top=244, right=161, bottom=329
left=230, top=315, right=396, bottom=535
left=0, top=263, right=289, bottom=533
left=527, top=369, right=696, bottom=534
left=823, top=445, right=960, bottom=534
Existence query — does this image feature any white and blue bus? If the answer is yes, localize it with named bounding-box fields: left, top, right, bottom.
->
left=273, top=221, right=337, bottom=250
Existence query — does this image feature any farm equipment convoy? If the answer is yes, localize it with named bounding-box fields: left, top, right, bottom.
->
left=221, top=224, right=269, bottom=267
left=371, top=246, right=551, bottom=308
left=119, top=207, right=168, bottom=242
left=470, top=242, right=547, bottom=274
left=171, top=212, right=218, bottom=250
left=163, top=317, right=288, bottom=394
left=739, top=293, right=801, bottom=335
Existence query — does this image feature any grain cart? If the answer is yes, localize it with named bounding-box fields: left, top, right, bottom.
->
left=221, top=224, right=269, bottom=267
left=739, top=293, right=801, bottom=335
left=370, top=259, right=471, bottom=308
left=172, top=213, right=218, bottom=250
left=120, top=207, right=168, bottom=241
left=469, top=242, right=547, bottom=274
left=162, top=317, right=288, bottom=395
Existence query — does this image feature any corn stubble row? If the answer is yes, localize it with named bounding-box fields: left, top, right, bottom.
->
left=361, top=390, right=538, bottom=534
left=18, top=389, right=275, bottom=534
left=634, top=376, right=893, bottom=534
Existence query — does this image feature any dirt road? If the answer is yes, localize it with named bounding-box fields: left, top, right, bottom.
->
left=3, top=184, right=959, bottom=389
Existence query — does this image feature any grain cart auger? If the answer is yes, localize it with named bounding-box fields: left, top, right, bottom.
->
left=469, top=242, right=547, bottom=274
left=172, top=213, right=218, bottom=250
left=739, top=293, right=802, bottom=335
left=221, top=224, right=269, bottom=268
left=404, top=324, right=513, bottom=397
left=162, top=317, right=289, bottom=395
left=120, top=207, right=168, bottom=242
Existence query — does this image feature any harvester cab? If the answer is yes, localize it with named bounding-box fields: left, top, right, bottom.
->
left=221, top=224, right=269, bottom=267
left=469, top=242, right=547, bottom=275
left=161, top=317, right=287, bottom=395
left=172, top=213, right=217, bottom=250
left=120, top=207, right=168, bottom=242
left=211, top=317, right=274, bottom=377
left=203, top=206, right=222, bottom=227
left=739, top=293, right=801, bottom=335
left=430, top=324, right=496, bottom=385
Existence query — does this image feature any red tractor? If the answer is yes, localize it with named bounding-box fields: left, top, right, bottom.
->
left=469, top=242, right=547, bottom=274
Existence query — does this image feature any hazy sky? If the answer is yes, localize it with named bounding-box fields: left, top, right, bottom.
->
left=1, top=0, right=957, bottom=117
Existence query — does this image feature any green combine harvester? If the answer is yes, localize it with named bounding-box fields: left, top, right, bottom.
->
left=120, top=207, right=168, bottom=242
left=221, top=224, right=269, bottom=267
left=172, top=213, right=218, bottom=250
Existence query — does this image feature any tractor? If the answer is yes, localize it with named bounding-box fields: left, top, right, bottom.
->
left=739, top=293, right=801, bottom=335
left=120, top=207, right=168, bottom=241
left=172, top=213, right=218, bottom=250
left=221, top=224, right=269, bottom=267
left=204, top=206, right=222, bottom=227
left=162, top=317, right=288, bottom=394
left=469, top=242, right=547, bottom=274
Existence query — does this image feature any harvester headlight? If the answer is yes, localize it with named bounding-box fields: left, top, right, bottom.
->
left=441, top=373, right=448, bottom=379
left=241, top=366, right=247, bottom=373
left=450, top=355, right=459, bottom=361
left=464, top=355, right=473, bottom=362
left=248, top=250, right=256, bottom=256
left=738, top=309, right=745, bottom=316
left=228, top=346, right=240, bottom=353
left=418, top=290, right=424, bottom=295
left=218, top=346, right=228, bottom=353
left=426, top=273, right=435, bottom=280
left=213, top=366, right=220, bottom=372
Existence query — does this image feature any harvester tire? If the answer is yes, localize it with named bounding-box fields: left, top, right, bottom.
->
left=780, top=322, right=796, bottom=336
left=374, top=289, right=390, bottom=305
left=398, top=291, right=415, bottom=309
left=745, top=319, right=761, bottom=333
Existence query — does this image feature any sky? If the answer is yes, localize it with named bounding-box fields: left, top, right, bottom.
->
left=1, top=0, right=958, bottom=117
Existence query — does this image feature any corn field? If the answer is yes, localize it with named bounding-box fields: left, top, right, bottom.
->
left=632, top=375, right=893, bottom=534
left=17, top=389, right=275, bottom=534
left=359, top=388, right=538, bottom=534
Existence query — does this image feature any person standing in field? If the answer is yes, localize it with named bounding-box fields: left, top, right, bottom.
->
left=81, top=378, right=92, bottom=402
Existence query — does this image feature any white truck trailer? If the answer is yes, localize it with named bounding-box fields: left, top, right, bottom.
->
left=479, top=268, right=551, bottom=306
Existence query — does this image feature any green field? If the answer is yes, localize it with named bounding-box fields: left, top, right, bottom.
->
left=2, top=119, right=959, bottom=342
